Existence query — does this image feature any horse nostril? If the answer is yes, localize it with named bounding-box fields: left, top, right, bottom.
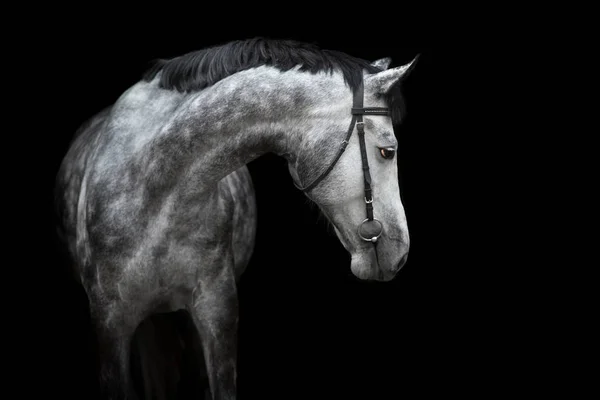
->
left=396, top=253, right=408, bottom=271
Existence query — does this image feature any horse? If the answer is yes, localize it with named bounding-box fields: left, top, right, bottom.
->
left=54, top=37, right=417, bottom=400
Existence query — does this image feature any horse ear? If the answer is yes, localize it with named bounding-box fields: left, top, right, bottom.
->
left=370, top=57, right=392, bottom=70
left=366, top=55, right=420, bottom=94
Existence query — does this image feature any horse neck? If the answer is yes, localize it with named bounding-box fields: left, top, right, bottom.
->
left=153, top=66, right=350, bottom=190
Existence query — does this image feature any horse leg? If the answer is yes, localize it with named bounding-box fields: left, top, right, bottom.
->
left=188, top=268, right=239, bottom=400
left=91, top=303, right=141, bottom=400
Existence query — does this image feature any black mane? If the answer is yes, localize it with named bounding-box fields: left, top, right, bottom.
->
left=143, top=37, right=406, bottom=123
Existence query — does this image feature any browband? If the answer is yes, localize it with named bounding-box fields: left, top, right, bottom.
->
left=351, top=107, right=390, bottom=116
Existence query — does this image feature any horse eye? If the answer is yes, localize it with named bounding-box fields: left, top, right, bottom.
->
left=379, top=147, right=396, bottom=159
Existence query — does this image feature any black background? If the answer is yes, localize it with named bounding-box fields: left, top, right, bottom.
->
left=16, top=15, right=517, bottom=400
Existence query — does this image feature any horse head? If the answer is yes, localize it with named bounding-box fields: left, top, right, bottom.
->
left=287, top=57, right=418, bottom=281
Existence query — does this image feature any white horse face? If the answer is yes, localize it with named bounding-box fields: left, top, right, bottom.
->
left=292, top=58, right=417, bottom=281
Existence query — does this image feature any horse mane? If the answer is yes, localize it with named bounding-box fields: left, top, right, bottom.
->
left=143, top=37, right=406, bottom=124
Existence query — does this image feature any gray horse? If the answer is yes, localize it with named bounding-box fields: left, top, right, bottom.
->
left=55, top=38, right=417, bottom=399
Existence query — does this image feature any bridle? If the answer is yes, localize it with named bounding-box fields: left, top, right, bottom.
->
left=293, top=81, right=390, bottom=243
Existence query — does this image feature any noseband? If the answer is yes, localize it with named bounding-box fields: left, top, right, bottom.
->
left=293, top=82, right=390, bottom=243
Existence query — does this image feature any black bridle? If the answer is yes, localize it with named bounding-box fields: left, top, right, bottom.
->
left=293, top=82, right=389, bottom=243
